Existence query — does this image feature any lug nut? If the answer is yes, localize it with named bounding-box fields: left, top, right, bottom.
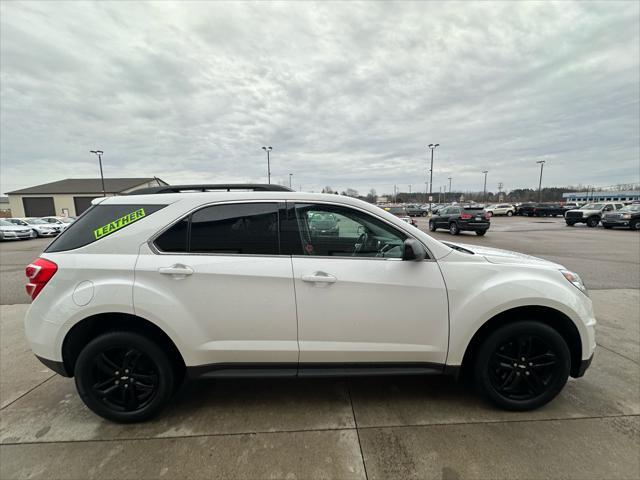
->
left=525, top=372, right=530, bottom=376
left=115, top=371, right=119, bottom=375
left=125, top=369, right=129, bottom=374
left=115, top=380, right=119, bottom=384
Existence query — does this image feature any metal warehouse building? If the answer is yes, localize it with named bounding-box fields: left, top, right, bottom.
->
left=6, top=177, right=167, bottom=218
left=562, top=190, right=640, bottom=203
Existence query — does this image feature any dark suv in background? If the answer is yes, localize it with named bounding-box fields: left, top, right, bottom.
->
left=429, top=206, right=490, bottom=236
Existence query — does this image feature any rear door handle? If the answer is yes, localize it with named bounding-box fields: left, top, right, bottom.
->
left=158, top=264, right=194, bottom=277
left=301, top=272, right=337, bottom=284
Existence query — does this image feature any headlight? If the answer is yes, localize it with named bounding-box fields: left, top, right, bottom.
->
left=621, top=213, right=631, bottom=219
left=561, top=269, right=588, bottom=295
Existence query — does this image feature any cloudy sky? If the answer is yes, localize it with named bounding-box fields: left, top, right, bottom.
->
left=1, top=1, right=638, bottom=196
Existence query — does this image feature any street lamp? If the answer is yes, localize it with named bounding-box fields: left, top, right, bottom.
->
left=289, top=173, right=293, bottom=189
left=536, top=160, right=546, bottom=203
left=89, top=150, right=106, bottom=196
left=428, top=144, right=439, bottom=204
left=447, top=177, right=452, bottom=203
left=262, top=146, right=273, bottom=184
left=482, top=170, right=488, bottom=203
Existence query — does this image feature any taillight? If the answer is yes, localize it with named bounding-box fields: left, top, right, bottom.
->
left=25, top=258, right=57, bottom=301
left=460, top=213, right=472, bottom=220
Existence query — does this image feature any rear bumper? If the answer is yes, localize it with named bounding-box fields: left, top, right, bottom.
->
left=459, top=222, right=490, bottom=231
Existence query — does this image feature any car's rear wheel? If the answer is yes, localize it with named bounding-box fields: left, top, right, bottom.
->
left=449, top=222, right=460, bottom=235
left=429, top=221, right=437, bottom=232
left=486, top=211, right=493, bottom=218
left=475, top=230, right=487, bottom=236
left=474, top=321, right=571, bottom=411
left=74, top=331, right=175, bottom=423
left=586, top=216, right=599, bottom=228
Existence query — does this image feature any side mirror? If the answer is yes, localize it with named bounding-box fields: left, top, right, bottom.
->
left=402, top=238, right=427, bottom=261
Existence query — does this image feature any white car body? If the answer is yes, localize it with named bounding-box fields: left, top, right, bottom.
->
left=23, top=189, right=596, bottom=420
left=39, top=216, right=75, bottom=231
left=485, top=204, right=515, bottom=216
left=0, top=220, right=33, bottom=240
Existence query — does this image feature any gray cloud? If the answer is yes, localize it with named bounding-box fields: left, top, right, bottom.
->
left=1, top=1, right=638, bottom=196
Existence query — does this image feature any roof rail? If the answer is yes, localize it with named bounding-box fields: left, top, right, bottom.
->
left=128, top=184, right=293, bottom=195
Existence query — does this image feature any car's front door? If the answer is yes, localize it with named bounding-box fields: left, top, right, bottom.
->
left=134, top=202, right=299, bottom=370
left=434, top=207, right=449, bottom=227
left=288, top=202, right=449, bottom=367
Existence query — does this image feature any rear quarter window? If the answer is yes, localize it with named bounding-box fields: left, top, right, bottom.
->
left=45, top=204, right=166, bottom=252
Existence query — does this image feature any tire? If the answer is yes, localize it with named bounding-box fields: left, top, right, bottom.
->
left=602, top=224, right=613, bottom=229
left=506, top=211, right=513, bottom=217
left=429, top=221, right=437, bottom=232
left=486, top=211, right=493, bottom=218
left=475, top=230, right=487, bottom=236
left=566, top=221, right=575, bottom=226
left=586, top=216, right=599, bottom=228
left=630, top=220, right=640, bottom=231
left=474, top=321, right=571, bottom=411
left=552, top=214, right=557, bottom=218
left=74, top=331, right=175, bottom=423
left=449, top=222, right=460, bottom=235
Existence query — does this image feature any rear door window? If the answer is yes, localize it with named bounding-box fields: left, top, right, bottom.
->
left=45, top=204, right=166, bottom=252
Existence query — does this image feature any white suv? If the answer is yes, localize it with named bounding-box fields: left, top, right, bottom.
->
left=484, top=204, right=515, bottom=217
left=24, top=184, right=596, bottom=422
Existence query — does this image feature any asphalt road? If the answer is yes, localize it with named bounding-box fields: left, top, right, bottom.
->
left=1, top=216, right=638, bottom=305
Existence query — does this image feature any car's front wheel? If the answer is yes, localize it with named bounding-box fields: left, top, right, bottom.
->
left=506, top=211, right=513, bottom=217
left=630, top=220, right=639, bottom=230
left=74, top=331, right=175, bottom=423
left=474, top=321, right=571, bottom=411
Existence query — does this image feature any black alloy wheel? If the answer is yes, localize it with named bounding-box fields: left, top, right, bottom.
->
left=475, top=321, right=570, bottom=410
left=75, top=331, right=175, bottom=422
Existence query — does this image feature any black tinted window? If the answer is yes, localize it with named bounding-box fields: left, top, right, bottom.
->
left=45, top=204, right=166, bottom=252
left=190, top=203, right=279, bottom=254
left=155, top=217, right=188, bottom=252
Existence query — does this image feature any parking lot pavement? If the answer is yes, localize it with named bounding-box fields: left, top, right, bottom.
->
left=0, top=217, right=639, bottom=479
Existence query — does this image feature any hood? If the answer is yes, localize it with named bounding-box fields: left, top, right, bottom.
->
left=444, top=242, right=564, bottom=268
left=0, top=224, right=30, bottom=232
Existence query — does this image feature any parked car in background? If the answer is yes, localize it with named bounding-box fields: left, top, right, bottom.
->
left=565, top=202, right=624, bottom=227
left=383, top=206, right=418, bottom=226
left=601, top=204, right=640, bottom=230
left=429, top=206, right=490, bottom=235
left=308, top=212, right=340, bottom=236
left=39, top=216, right=75, bottom=231
left=515, top=203, right=539, bottom=216
left=0, top=219, right=33, bottom=240
left=484, top=204, right=515, bottom=217
left=6, top=218, right=60, bottom=237
left=532, top=204, right=568, bottom=217
left=406, top=204, right=428, bottom=217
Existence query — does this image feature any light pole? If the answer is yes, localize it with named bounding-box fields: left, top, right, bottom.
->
left=536, top=160, right=546, bottom=203
left=262, top=146, right=273, bottom=184
left=289, top=173, right=293, bottom=189
left=448, top=177, right=452, bottom=203
left=482, top=170, right=488, bottom=203
left=90, top=150, right=106, bottom=196
left=409, top=184, right=412, bottom=196
left=428, top=144, right=439, bottom=205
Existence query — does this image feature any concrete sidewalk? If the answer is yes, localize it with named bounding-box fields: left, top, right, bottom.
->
left=1, top=291, right=639, bottom=479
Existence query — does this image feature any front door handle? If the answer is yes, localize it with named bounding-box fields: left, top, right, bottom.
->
left=301, top=272, right=337, bottom=284
left=158, top=264, right=194, bottom=277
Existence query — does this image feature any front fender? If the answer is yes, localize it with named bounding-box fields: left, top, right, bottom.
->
left=441, top=261, right=595, bottom=366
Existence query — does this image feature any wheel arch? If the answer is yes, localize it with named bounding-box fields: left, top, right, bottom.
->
left=460, top=305, right=583, bottom=378
left=61, top=312, right=186, bottom=378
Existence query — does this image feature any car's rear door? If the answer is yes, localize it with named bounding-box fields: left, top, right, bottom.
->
left=134, top=202, right=299, bottom=370
left=287, top=202, right=449, bottom=368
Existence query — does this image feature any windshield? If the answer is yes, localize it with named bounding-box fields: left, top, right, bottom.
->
left=0, top=220, right=14, bottom=227
left=7, top=219, right=27, bottom=225
left=26, top=219, right=48, bottom=224
left=620, top=205, right=640, bottom=212
left=581, top=203, right=604, bottom=210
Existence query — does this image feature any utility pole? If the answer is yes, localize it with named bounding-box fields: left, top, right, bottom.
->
left=428, top=144, right=439, bottom=205
left=448, top=177, right=452, bottom=203
left=498, top=182, right=504, bottom=202
left=289, top=173, right=293, bottom=189
left=89, top=150, right=106, bottom=196
left=262, top=146, right=273, bottom=184
left=536, top=160, right=546, bottom=203
left=482, top=170, right=488, bottom=203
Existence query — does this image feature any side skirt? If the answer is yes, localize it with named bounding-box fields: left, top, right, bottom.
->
left=186, top=362, right=446, bottom=380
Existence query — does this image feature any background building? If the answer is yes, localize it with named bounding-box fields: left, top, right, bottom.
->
left=562, top=190, right=640, bottom=203
left=6, top=177, right=167, bottom=217
left=0, top=196, right=10, bottom=218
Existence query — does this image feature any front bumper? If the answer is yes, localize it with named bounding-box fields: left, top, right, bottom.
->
left=602, top=220, right=630, bottom=227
